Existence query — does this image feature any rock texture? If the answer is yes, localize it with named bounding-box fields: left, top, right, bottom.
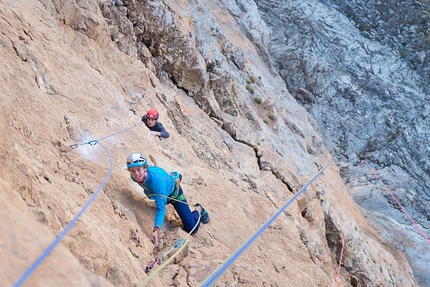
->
left=250, top=0, right=430, bottom=284
left=0, top=0, right=423, bottom=287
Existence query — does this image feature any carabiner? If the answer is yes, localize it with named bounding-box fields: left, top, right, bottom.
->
left=174, top=238, right=186, bottom=249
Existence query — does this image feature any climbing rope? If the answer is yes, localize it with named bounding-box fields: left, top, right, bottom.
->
left=137, top=197, right=202, bottom=287
left=66, top=122, right=199, bottom=286
left=200, top=159, right=333, bottom=287
left=139, top=240, right=189, bottom=286
left=144, top=238, right=188, bottom=273
left=12, top=122, right=156, bottom=286
left=362, top=160, right=430, bottom=244
left=69, top=122, right=143, bottom=149
left=335, top=159, right=430, bottom=286
left=137, top=193, right=202, bottom=279
left=335, top=160, right=362, bottom=287
left=12, top=142, right=113, bottom=287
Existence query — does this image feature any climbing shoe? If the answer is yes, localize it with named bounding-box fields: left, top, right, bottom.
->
left=196, top=203, right=209, bottom=224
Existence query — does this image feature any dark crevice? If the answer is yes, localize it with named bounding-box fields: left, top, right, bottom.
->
left=271, top=167, right=294, bottom=192
left=225, top=129, right=294, bottom=193
left=324, top=213, right=370, bottom=286
left=324, top=213, right=343, bottom=262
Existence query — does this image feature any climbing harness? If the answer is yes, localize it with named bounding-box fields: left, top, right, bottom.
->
left=167, top=171, right=183, bottom=201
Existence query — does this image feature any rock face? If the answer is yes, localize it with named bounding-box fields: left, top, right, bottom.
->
left=320, top=0, right=430, bottom=88
left=248, top=0, right=430, bottom=285
left=0, top=0, right=423, bottom=287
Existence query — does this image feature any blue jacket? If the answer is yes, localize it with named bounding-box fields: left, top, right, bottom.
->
left=131, top=166, right=176, bottom=229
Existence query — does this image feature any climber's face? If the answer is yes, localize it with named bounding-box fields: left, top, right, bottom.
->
left=129, top=166, right=147, bottom=184
left=147, top=117, right=157, bottom=127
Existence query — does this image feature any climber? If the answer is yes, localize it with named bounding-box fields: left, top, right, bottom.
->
left=127, top=152, right=209, bottom=247
left=141, top=109, right=170, bottom=139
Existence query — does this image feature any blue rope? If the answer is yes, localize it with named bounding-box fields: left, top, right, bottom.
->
left=13, top=142, right=113, bottom=287
left=200, top=159, right=333, bottom=287
left=69, top=122, right=143, bottom=149
left=96, top=122, right=143, bottom=142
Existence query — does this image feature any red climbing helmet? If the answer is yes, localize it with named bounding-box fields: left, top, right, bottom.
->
left=147, top=109, right=159, bottom=120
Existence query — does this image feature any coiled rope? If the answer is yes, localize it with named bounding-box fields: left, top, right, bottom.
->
left=200, top=159, right=333, bottom=287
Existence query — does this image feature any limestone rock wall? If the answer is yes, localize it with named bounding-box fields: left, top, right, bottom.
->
left=0, top=0, right=420, bottom=286
left=249, top=0, right=430, bottom=284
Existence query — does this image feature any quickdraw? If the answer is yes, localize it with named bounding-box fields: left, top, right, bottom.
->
left=68, top=122, right=143, bottom=149
left=69, top=139, right=98, bottom=149
left=144, top=257, right=160, bottom=273
left=144, top=238, right=186, bottom=273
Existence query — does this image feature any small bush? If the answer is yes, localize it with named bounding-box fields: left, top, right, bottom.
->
left=254, top=97, right=262, bottom=104
left=246, top=84, right=255, bottom=94
left=268, top=113, right=276, bottom=121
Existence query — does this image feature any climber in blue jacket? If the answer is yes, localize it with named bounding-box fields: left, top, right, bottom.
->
left=127, top=152, right=209, bottom=247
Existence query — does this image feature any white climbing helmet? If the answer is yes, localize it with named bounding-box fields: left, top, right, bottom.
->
left=127, top=152, right=147, bottom=170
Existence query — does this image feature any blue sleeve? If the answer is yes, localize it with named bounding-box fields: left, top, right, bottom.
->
left=153, top=195, right=168, bottom=230
left=145, top=168, right=174, bottom=229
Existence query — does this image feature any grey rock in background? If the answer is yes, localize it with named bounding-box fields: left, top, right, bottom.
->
left=242, top=0, right=430, bottom=284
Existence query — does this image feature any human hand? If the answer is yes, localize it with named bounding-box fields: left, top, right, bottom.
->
left=149, top=131, right=158, bottom=137
left=152, top=228, right=160, bottom=247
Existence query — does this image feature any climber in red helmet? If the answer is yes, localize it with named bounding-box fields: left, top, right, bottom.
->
left=142, top=109, right=170, bottom=139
